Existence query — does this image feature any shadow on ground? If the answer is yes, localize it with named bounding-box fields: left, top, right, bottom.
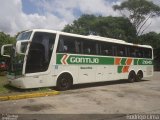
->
left=2, top=79, right=150, bottom=94
left=4, top=84, right=26, bottom=92
left=70, top=79, right=149, bottom=90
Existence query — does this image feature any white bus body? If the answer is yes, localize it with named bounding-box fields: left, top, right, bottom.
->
left=1, top=29, right=153, bottom=90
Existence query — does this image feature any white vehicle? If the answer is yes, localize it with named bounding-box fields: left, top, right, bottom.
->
left=1, top=29, right=153, bottom=90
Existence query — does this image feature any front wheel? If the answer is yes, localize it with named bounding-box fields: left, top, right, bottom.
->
left=56, top=74, right=73, bottom=91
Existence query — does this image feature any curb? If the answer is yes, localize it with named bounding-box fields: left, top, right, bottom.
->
left=0, top=90, right=60, bottom=101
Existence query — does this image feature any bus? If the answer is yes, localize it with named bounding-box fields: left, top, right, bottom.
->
left=1, top=29, right=153, bottom=90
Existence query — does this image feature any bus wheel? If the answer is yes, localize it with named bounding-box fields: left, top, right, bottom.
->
left=56, top=73, right=73, bottom=91
left=135, top=71, right=143, bottom=82
left=128, top=71, right=136, bottom=83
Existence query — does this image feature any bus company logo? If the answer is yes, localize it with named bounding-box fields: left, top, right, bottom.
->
left=61, top=54, right=69, bottom=65
left=142, top=60, right=152, bottom=65
left=60, top=54, right=99, bottom=64
left=70, top=57, right=99, bottom=64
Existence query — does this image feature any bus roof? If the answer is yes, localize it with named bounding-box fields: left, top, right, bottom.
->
left=28, top=29, right=152, bottom=49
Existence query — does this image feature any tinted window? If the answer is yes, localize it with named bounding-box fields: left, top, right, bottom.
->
left=17, top=31, right=32, bottom=41
left=128, top=46, right=152, bottom=59
left=82, top=39, right=97, bottom=55
left=57, top=35, right=76, bottom=53
left=56, top=35, right=152, bottom=59
left=100, top=42, right=113, bottom=56
left=57, top=35, right=98, bottom=55
left=137, top=48, right=144, bottom=58
left=116, top=45, right=127, bottom=57
left=143, top=48, right=152, bottom=59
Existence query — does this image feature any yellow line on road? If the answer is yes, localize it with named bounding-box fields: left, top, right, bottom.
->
left=0, top=91, right=60, bottom=101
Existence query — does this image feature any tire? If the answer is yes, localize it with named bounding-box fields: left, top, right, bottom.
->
left=128, top=71, right=136, bottom=83
left=56, top=74, right=73, bottom=91
left=135, top=71, right=143, bottom=82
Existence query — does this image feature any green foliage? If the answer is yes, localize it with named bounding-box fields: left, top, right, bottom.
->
left=113, top=0, right=160, bottom=35
left=138, top=32, right=160, bottom=48
left=63, top=15, right=97, bottom=35
left=0, top=32, right=16, bottom=61
left=0, top=32, right=16, bottom=46
left=0, top=76, right=10, bottom=94
left=63, top=14, right=136, bottom=42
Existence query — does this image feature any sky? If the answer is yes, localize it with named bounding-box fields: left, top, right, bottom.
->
left=0, top=0, right=160, bottom=36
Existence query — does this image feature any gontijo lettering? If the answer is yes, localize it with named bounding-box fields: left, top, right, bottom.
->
left=70, top=57, right=99, bottom=64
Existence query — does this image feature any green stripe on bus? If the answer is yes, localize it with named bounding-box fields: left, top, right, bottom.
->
left=118, top=66, right=123, bottom=73
left=134, top=59, right=138, bottom=65
left=134, top=59, right=153, bottom=65
left=56, top=54, right=153, bottom=65
left=121, top=58, right=127, bottom=65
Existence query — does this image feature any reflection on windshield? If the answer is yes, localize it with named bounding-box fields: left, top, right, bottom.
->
left=17, top=31, right=32, bottom=41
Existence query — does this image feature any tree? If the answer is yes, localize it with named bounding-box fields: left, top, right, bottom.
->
left=0, top=32, right=16, bottom=61
left=0, top=32, right=16, bottom=46
left=138, top=32, right=160, bottom=48
left=63, top=14, right=136, bottom=42
left=113, top=0, right=160, bottom=36
left=63, top=15, right=97, bottom=35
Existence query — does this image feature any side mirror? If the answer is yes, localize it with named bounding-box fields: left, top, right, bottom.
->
left=16, top=40, right=31, bottom=55
left=1, top=44, right=13, bottom=57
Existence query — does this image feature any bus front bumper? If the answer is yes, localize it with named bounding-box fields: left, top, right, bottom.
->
left=7, top=75, right=26, bottom=89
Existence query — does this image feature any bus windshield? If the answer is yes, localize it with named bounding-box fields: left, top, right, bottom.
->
left=25, top=32, right=56, bottom=73
left=17, top=31, right=32, bottom=41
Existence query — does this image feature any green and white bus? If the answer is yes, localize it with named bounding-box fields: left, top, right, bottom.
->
left=1, top=29, right=153, bottom=90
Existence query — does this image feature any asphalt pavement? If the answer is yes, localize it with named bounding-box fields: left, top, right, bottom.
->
left=0, top=72, right=160, bottom=120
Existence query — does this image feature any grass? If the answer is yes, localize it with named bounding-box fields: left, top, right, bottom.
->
left=0, top=75, right=10, bottom=94
left=0, top=75, right=54, bottom=96
left=0, top=75, right=25, bottom=96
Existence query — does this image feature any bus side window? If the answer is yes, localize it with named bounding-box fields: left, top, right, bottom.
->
left=57, top=35, right=76, bottom=54
left=144, top=48, right=152, bottom=59
left=57, top=39, right=64, bottom=53
left=63, top=45, right=68, bottom=52
left=129, top=47, right=145, bottom=58
left=65, top=39, right=75, bottom=53
left=85, top=48, right=91, bottom=54
left=119, top=51, right=124, bottom=56
left=104, top=49, right=109, bottom=55
left=100, top=42, right=113, bottom=56
left=117, top=45, right=126, bottom=57
left=82, top=39, right=97, bottom=55
left=132, top=52, right=136, bottom=57
left=129, top=47, right=136, bottom=57
left=75, top=40, right=81, bottom=53
left=148, top=49, right=152, bottom=59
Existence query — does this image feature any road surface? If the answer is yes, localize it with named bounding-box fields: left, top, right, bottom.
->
left=0, top=72, right=160, bottom=119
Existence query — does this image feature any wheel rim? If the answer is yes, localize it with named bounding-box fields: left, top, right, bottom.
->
left=137, top=73, right=142, bottom=80
left=60, top=78, right=69, bottom=88
left=129, top=73, right=135, bottom=82
left=130, top=76, right=134, bottom=81
left=57, top=74, right=73, bottom=91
